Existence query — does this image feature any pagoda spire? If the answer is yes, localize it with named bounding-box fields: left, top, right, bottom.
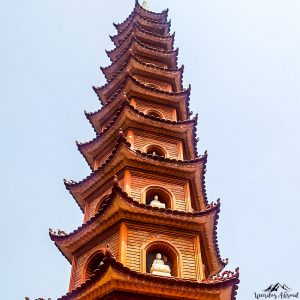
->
left=142, top=0, right=150, bottom=10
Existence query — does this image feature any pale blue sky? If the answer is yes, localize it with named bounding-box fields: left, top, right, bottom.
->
left=0, top=0, right=299, bottom=299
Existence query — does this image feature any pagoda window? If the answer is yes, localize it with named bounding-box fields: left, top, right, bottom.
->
left=95, top=195, right=110, bottom=214
left=142, top=241, right=182, bottom=277
left=84, top=251, right=105, bottom=280
left=145, top=109, right=164, bottom=119
left=145, top=83, right=161, bottom=90
left=143, top=186, right=174, bottom=210
left=145, top=144, right=167, bottom=158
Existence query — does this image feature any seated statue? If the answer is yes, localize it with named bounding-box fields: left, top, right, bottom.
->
left=149, top=195, right=166, bottom=209
left=150, top=253, right=171, bottom=276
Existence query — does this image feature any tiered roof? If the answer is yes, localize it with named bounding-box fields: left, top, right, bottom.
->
left=50, top=182, right=226, bottom=275
left=95, top=55, right=184, bottom=101
left=51, top=1, right=239, bottom=299
left=57, top=249, right=239, bottom=300
left=79, top=100, right=198, bottom=168
left=91, top=74, right=191, bottom=122
left=67, top=133, right=207, bottom=211
left=106, top=36, right=178, bottom=65
left=114, top=1, right=169, bottom=33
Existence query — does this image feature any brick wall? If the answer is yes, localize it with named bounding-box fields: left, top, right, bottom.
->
left=133, top=73, right=173, bottom=92
left=133, top=130, right=182, bottom=159
left=130, top=170, right=187, bottom=211
left=126, top=222, right=198, bottom=280
left=87, top=173, right=125, bottom=219
left=135, top=53, right=168, bottom=69
left=133, top=98, right=176, bottom=121
left=94, top=140, right=117, bottom=170
left=73, top=225, right=120, bottom=288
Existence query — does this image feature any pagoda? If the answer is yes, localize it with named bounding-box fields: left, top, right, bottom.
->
left=50, top=1, right=240, bottom=299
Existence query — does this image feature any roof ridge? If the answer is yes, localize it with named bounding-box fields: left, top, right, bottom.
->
left=97, top=56, right=183, bottom=97
left=112, top=10, right=171, bottom=37
left=92, top=74, right=190, bottom=114
left=104, top=39, right=178, bottom=73
left=106, top=35, right=178, bottom=63
left=50, top=183, right=220, bottom=242
left=79, top=100, right=196, bottom=154
left=101, top=52, right=183, bottom=83
left=57, top=244, right=238, bottom=300
left=65, top=133, right=205, bottom=191
left=135, top=0, right=169, bottom=17
left=111, top=23, right=174, bottom=50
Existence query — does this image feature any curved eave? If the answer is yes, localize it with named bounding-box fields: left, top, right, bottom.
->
left=112, top=12, right=171, bottom=41
left=104, top=39, right=178, bottom=76
left=134, top=0, right=169, bottom=21
left=58, top=252, right=239, bottom=300
left=51, top=184, right=225, bottom=275
left=65, top=136, right=206, bottom=210
left=114, top=2, right=168, bottom=34
left=111, top=20, right=172, bottom=48
left=95, top=63, right=184, bottom=104
left=92, top=74, right=190, bottom=119
left=80, top=101, right=198, bottom=169
left=107, top=34, right=178, bottom=64
left=101, top=53, right=183, bottom=86
left=97, top=55, right=184, bottom=99
left=111, top=24, right=175, bottom=54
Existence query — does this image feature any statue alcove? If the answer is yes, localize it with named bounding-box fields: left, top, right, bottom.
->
left=145, top=144, right=167, bottom=158
left=142, top=241, right=181, bottom=277
left=145, top=187, right=173, bottom=209
left=146, top=251, right=172, bottom=276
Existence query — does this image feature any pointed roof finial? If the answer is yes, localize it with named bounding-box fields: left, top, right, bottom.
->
left=142, top=0, right=150, bottom=10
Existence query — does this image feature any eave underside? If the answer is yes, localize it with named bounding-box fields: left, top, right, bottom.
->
left=50, top=184, right=225, bottom=276
left=58, top=253, right=239, bottom=300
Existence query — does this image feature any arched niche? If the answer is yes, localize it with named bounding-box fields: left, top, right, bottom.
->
left=144, top=144, right=168, bottom=158
left=144, top=82, right=161, bottom=90
left=145, top=108, right=164, bottom=119
left=141, top=241, right=182, bottom=277
left=95, top=194, right=110, bottom=214
left=141, top=186, right=175, bottom=210
left=84, top=251, right=105, bottom=281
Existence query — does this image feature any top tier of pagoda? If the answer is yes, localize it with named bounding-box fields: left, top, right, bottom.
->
left=49, top=1, right=239, bottom=299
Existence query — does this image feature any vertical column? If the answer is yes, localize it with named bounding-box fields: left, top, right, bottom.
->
left=119, top=223, right=128, bottom=266
left=178, top=142, right=183, bottom=160
left=124, top=170, right=132, bottom=196
left=194, top=235, right=205, bottom=281
left=93, top=161, right=99, bottom=171
left=184, top=182, right=192, bottom=212
left=68, top=256, right=77, bottom=291
left=171, top=108, right=177, bottom=121
left=130, top=98, right=137, bottom=108
left=83, top=202, right=90, bottom=223
left=127, top=130, right=135, bottom=149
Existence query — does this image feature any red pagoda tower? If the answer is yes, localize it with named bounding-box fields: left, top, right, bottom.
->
left=50, top=1, right=240, bottom=299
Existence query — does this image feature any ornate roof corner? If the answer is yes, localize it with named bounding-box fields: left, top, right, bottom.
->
left=49, top=228, right=67, bottom=237
left=203, top=267, right=240, bottom=283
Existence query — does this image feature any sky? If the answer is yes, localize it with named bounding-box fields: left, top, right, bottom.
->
left=0, top=0, right=299, bottom=299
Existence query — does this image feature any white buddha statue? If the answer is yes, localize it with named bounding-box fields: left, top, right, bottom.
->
left=149, top=195, right=166, bottom=209
left=150, top=253, right=171, bottom=277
